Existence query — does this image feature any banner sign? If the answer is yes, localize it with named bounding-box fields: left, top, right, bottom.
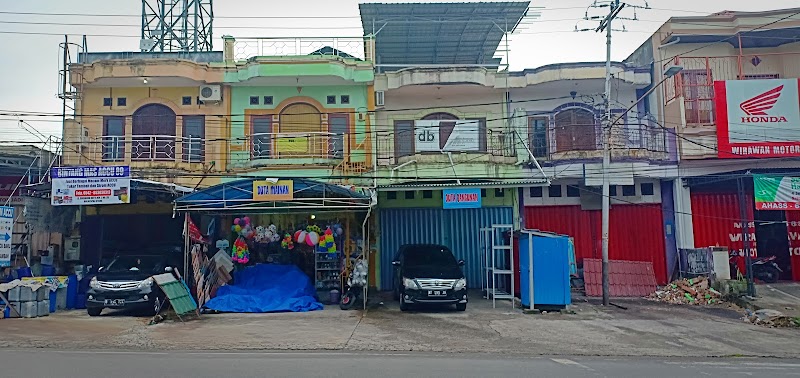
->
left=754, top=174, right=800, bottom=210
left=414, top=120, right=482, bottom=152
left=51, top=166, right=130, bottom=206
left=0, top=206, right=13, bottom=267
left=715, top=79, right=800, bottom=158
left=443, top=188, right=482, bottom=209
left=253, top=180, right=294, bottom=201
left=0, top=176, right=26, bottom=205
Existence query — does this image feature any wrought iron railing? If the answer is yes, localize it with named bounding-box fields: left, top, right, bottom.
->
left=95, top=135, right=205, bottom=163
left=250, top=132, right=340, bottom=160
left=231, top=36, right=373, bottom=62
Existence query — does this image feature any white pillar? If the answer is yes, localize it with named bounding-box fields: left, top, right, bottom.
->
left=673, top=179, right=695, bottom=249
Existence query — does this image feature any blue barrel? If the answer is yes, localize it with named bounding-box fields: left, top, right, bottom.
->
left=16, top=267, right=32, bottom=278
left=66, top=275, right=78, bottom=309
left=49, top=290, right=57, bottom=313
left=42, top=265, right=56, bottom=276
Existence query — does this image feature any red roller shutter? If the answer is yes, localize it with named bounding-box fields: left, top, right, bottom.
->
left=784, top=211, right=800, bottom=281
left=524, top=204, right=667, bottom=284
left=690, top=192, right=756, bottom=258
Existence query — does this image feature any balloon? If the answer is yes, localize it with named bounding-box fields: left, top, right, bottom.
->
left=234, top=218, right=240, bottom=225
left=294, top=230, right=302, bottom=242
left=244, top=216, right=250, bottom=224
left=298, top=231, right=307, bottom=244
left=336, top=227, right=344, bottom=236
left=234, top=225, right=242, bottom=233
left=307, top=231, right=319, bottom=246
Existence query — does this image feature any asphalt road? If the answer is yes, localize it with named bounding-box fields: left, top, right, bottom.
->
left=2, top=350, right=799, bottom=378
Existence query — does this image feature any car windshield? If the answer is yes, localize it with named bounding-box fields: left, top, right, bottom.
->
left=104, top=256, right=164, bottom=273
left=404, top=246, right=457, bottom=267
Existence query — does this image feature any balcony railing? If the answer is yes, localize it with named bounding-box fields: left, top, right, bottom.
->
left=231, top=36, right=373, bottom=62
left=94, top=135, right=205, bottom=163
left=251, top=132, right=341, bottom=160
left=376, top=130, right=516, bottom=165
left=663, top=52, right=800, bottom=125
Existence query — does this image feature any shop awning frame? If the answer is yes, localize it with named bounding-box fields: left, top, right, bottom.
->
left=173, top=177, right=374, bottom=214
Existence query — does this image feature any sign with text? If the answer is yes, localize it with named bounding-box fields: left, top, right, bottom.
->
left=442, top=188, right=482, bottom=209
left=253, top=180, right=294, bottom=201
left=414, top=120, right=482, bottom=152
left=0, top=206, right=13, bottom=267
left=754, top=174, right=800, bottom=210
left=51, top=166, right=130, bottom=206
left=0, top=176, right=26, bottom=205
left=714, top=79, right=800, bottom=158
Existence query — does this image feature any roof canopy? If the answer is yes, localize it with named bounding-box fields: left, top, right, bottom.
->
left=174, top=178, right=373, bottom=213
left=359, top=2, right=530, bottom=68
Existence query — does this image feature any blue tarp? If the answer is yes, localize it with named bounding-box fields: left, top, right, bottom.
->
left=204, top=264, right=323, bottom=313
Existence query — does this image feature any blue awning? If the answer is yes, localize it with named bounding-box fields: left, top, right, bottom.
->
left=174, top=177, right=373, bottom=213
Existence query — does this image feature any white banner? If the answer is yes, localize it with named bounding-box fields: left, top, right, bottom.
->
left=0, top=206, right=13, bottom=267
left=413, top=120, right=481, bottom=152
left=51, top=166, right=131, bottom=206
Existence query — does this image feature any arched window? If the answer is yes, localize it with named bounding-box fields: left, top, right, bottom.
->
left=278, top=103, right=322, bottom=157
left=131, top=104, right=176, bottom=160
left=422, top=112, right=458, bottom=121
left=554, top=108, right=597, bottom=152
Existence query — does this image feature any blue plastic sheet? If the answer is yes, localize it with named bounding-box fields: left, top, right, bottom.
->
left=204, top=264, right=323, bottom=313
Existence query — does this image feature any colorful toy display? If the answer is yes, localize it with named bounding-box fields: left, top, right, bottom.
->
left=281, top=233, right=294, bottom=250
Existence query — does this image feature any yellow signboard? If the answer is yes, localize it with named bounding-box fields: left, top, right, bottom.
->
left=276, top=137, right=309, bottom=153
left=253, top=180, right=294, bottom=201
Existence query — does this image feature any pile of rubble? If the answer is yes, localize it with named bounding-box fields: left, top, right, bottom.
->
left=742, top=309, right=800, bottom=328
left=649, top=276, right=722, bottom=305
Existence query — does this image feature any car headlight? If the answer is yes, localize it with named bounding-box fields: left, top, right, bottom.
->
left=402, top=277, right=419, bottom=290
left=453, top=278, right=467, bottom=290
left=89, top=277, right=100, bottom=289
left=138, top=277, right=154, bottom=289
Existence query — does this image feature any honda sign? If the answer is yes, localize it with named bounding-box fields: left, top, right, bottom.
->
left=714, top=79, right=800, bottom=158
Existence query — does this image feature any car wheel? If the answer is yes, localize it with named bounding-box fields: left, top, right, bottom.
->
left=87, top=307, right=102, bottom=317
left=456, top=303, right=467, bottom=312
left=399, top=296, right=410, bottom=312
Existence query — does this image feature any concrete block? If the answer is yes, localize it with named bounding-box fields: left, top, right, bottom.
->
left=8, top=302, right=21, bottom=318
left=19, top=302, right=37, bottom=318
left=56, top=288, right=67, bottom=310
left=18, top=286, right=35, bottom=302
left=36, top=287, right=48, bottom=301
left=7, top=287, right=21, bottom=302
left=37, top=300, right=50, bottom=317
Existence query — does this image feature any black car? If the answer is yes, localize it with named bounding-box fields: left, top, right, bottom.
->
left=392, top=244, right=468, bottom=312
left=86, top=255, right=173, bottom=316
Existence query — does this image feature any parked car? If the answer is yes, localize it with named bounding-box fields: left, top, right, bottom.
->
left=86, top=254, right=173, bottom=316
left=392, top=244, right=468, bottom=311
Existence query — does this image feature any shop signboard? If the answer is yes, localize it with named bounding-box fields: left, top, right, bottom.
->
left=253, top=180, right=294, bottom=201
left=754, top=174, right=800, bottom=210
left=443, top=188, right=482, bottom=209
left=51, top=166, right=130, bottom=206
left=275, top=135, right=308, bottom=153
left=414, top=120, right=481, bottom=152
left=714, top=79, right=800, bottom=158
left=0, top=206, right=13, bottom=267
left=0, top=176, right=25, bottom=205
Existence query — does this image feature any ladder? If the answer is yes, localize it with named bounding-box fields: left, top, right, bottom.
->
left=481, top=224, right=514, bottom=309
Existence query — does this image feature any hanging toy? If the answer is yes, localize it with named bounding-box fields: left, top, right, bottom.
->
left=271, top=232, right=281, bottom=242
left=307, top=231, right=320, bottom=246
left=255, top=226, right=266, bottom=242
left=231, top=236, right=250, bottom=264
left=306, top=225, right=322, bottom=235
left=281, top=233, right=294, bottom=250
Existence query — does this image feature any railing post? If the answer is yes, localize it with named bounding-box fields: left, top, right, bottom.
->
left=222, top=35, right=235, bottom=64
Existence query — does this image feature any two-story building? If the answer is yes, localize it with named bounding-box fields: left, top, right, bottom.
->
left=630, top=8, right=800, bottom=281
left=510, top=62, right=678, bottom=284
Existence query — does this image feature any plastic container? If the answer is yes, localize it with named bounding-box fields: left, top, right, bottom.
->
left=36, top=287, right=48, bottom=301
left=18, top=286, right=35, bottom=302
left=38, top=300, right=50, bottom=317
left=56, top=287, right=67, bottom=310
left=16, top=267, right=32, bottom=278
left=41, top=265, right=56, bottom=276
left=66, top=275, right=77, bottom=309
left=49, top=291, right=57, bottom=312
left=19, top=302, right=37, bottom=318
left=74, top=294, right=86, bottom=310
left=7, top=287, right=20, bottom=302
left=329, top=289, right=340, bottom=304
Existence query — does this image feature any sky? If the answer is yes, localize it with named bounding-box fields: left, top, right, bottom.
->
left=0, top=0, right=797, bottom=145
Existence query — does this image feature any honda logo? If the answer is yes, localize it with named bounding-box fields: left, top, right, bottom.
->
left=113, top=283, right=121, bottom=288
left=740, top=85, right=788, bottom=123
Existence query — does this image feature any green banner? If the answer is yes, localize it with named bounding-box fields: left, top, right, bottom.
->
left=754, top=174, right=800, bottom=210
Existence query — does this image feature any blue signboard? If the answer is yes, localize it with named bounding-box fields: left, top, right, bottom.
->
left=0, top=206, right=13, bottom=267
left=443, top=188, right=482, bottom=209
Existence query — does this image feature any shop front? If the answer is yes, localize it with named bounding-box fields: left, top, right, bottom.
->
left=376, top=186, right=515, bottom=291
left=173, top=177, right=374, bottom=312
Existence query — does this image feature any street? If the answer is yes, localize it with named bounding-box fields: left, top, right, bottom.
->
left=1, top=349, right=799, bottom=378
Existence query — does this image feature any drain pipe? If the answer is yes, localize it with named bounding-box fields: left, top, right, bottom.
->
left=390, top=160, right=417, bottom=181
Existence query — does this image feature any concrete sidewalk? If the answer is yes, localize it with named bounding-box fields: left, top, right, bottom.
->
left=1, top=295, right=798, bottom=358
left=748, top=283, right=800, bottom=318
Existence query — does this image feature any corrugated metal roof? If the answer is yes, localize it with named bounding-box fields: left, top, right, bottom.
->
left=378, top=179, right=547, bottom=190
left=359, top=2, right=530, bottom=66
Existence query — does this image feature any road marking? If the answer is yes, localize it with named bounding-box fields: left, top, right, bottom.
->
left=551, top=358, right=595, bottom=371
left=766, top=284, right=800, bottom=302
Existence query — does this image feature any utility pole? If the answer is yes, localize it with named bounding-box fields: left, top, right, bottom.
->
left=580, top=0, right=647, bottom=305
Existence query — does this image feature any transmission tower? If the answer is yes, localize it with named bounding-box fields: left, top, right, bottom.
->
left=140, top=0, right=214, bottom=52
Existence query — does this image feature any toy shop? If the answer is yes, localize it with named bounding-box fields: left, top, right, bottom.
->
left=173, top=178, right=374, bottom=313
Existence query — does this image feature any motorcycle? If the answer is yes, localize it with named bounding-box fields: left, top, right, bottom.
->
left=729, top=251, right=783, bottom=283
left=340, top=258, right=368, bottom=310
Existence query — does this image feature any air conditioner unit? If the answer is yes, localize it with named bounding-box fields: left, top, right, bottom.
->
left=199, top=85, right=222, bottom=102
left=375, top=90, right=385, bottom=107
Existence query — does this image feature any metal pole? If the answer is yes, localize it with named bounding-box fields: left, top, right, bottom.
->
left=736, top=177, right=756, bottom=296
left=600, top=0, right=618, bottom=307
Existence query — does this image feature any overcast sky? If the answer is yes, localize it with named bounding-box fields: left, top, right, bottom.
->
left=0, top=0, right=797, bottom=144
